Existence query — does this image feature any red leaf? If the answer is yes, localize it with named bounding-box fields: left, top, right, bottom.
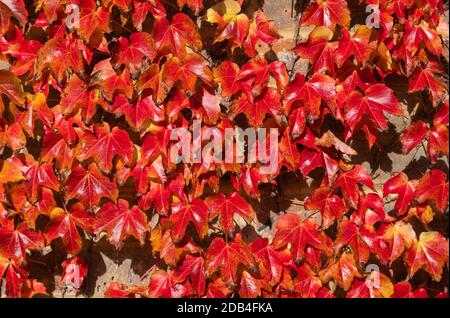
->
left=285, top=73, right=336, bottom=118
left=45, top=204, right=95, bottom=255
left=383, top=173, right=416, bottom=215
left=231, top=88, right=282, bottom=127
left=0, top=0, right=28, bottom=33
left=77, top=0, right=110, bottom=40
left=400, top=120, right=428, bottom=154
left=65, top=163, right=118, bottom=209
left=0, top=70, right=24, bottom=105
left=305, top=186, right=347, bottom=229
left=0, top=222, right=44, bottom=264
left=346, top=271, right=393, bottom=298
left=152, top=13, right=201, bottom=56
left=273, top=214, right=329, bottom=262
left=405, top=231, right=449, bottom=281
left=333, top=165, right=374, bottom=208
left=148, top=270, right=186, bottom=298
left=345, top=84, right=403, bottom=134
left=295, top=26, right=337, bottom=75
left=335, top=220, right=376, bottom=265
left=381, top=221, right=417, bottom=265
left=428, top=124, right=449, bottom=162
left=404, top=21, right=443, bottom=57
left=116, top=32, right=156, bottom=75
left=170, top=198, right=209, bottom=242
left=214, top=61, right=242, bottom=97
left=96, top=199, right=148, bottom=249
left=206, top=0, right=250, bottom=50
left=415, top=169, right=449, bottom=213
left=239, top=271, right=261, bottom=298
left=409, top=62, right=447, bottom=107
left=250, top=237, right=290, bottom=286
left=76, top=123, right=134, bottom=173
left=205, top=234, right=255, bottom=283
left=335, top=26, right=375, bottom=67
left=392, top=281, right=429, bottom=298
left=301, top=0, right=350, bottom=29
left=319, top=251, right=362, bottom=290
left=205, top=192, right=255, bottom=235
left=174, top=255, right=206, bottom=296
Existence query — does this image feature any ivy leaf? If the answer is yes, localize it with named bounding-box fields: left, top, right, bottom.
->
left=206, top=0, right=250, bottom=50
left=333, top=165, right=374, bottom=208
left=347, top=271, right=393, bottom=298
left=3, top=28, right=42, bottom=76
left=0, top=70, right=24, bottom=105
left=214, top=60, right=242, bottom=97
left=335, top=220, right=377, bottom=265
left=239, top=271, right=261, bottom=298
left=205, top=234, right=256, bottom=283
left=404, top=21, right=443, bottom=57
left=319, top=251, right=362, bottom=290
left=295, top=26, right=337, bottom=75
left=401, top=120, right=448, bottom=162
left=76, top=123, right=134, bottom=173
left=148, top=270, right=187, bottom=298
left=65, top=163, right=119, bottom=210
left=383, top=173, right=416, bottom=216
left=60, top=75, right=103, bottom=122
left=231, top=88, right=282, bottom=127
left=41, top=132, right=75, bottom=171
left=205, top=192, right=255, bottom=235
left=113, top=95, right=165, bottom=132
left=381, top=221, right=417, bottom=265
left=305, top=186, right=347, bottom=229
left=0, top=257, right=28, bottom=298
left=415, top=169, right=449, bottom=212
left=284, top=73, right=336, bottom=118
left=95, top=199, right=149, bottom=249
left=428, top=124, right=449, bottom=162
left=91, top=59, right=133, bottom=101
left=300, top=0, right=350, bottom=29
left=77, top=0, right=110, bottom=40
left=20, top=158, right=60, bottom=203
left=335, top=26, right=375, bottom=67
left=161, top=53, right=214, bottom=95
left=250, top=237, right=290, bottom=286
left=0, top=222, right=44, bottom=264
left=392, top=281, right=429, bottom=298
left=173, top=255, right=206, bottom=296
left=405, top=231, right=449, bottom=281
left=408, top=62, right=447, bottom=107
left=433, top=99, right=448, bottom=126
left=345, top=83, right=403, bottom=143
left=0, top=0, right=28, bottom=33
left=139, top=181, right=170, bottom=215
left=45, top=204, right=95, bottom=255
left=37, top=38, right=86, bottom=82
left=0, top=159, right=25, bottom=185
left=273, top=214, right=329, bottom=262
left=170, top=198, right=209, bottom=243
left=237, top=58, right=288, bottom=96
left=400, top=120, right=429, bottom=154
left=116, top=32, right=156, bottom=75
left=152, top=13, right=201, bottom=56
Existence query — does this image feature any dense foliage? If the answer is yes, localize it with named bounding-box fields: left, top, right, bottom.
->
left=0, top=0, right=448, bottom=298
